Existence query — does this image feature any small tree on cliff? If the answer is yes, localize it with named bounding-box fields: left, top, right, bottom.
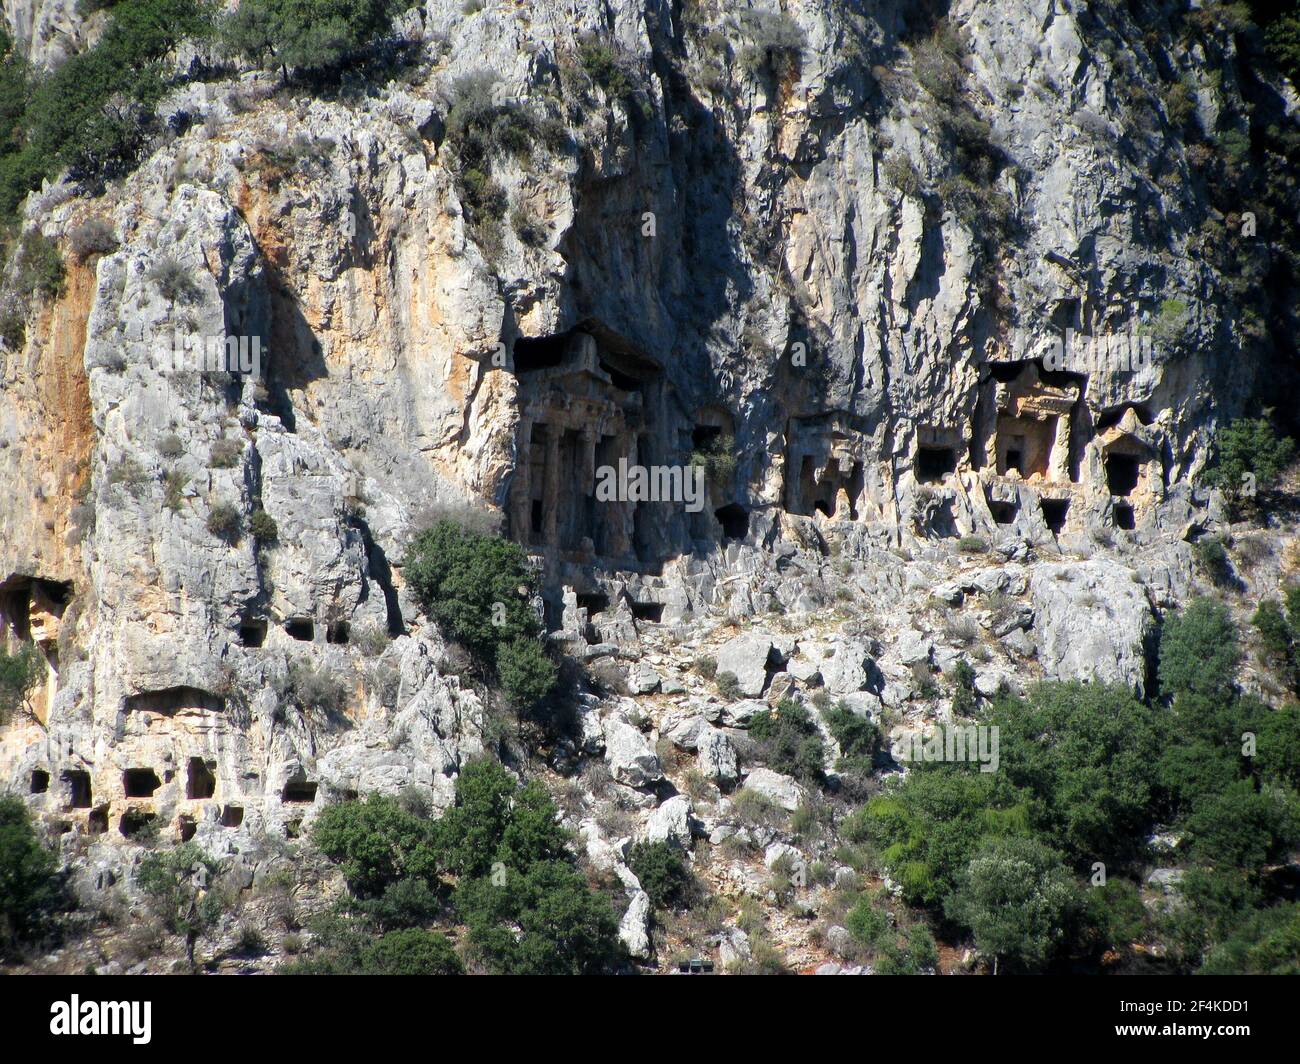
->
left=136, top=843, right=223, bottom=971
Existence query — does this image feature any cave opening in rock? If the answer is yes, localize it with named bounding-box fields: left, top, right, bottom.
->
left=30, top=769, right=49, bottom=794
left=1114, top=501, right=1136, bottom=530
left=63, top=769, right=91, bottom=808
left=1040, top=498, right=1070, bottom=534
left=239, top=618, right=267, bottom=647
left=178, top=815, right=197, bottom=842
left=186, top=757, right=216, bottom=800
left=985, top=489, right=1018, bottom=525
left=124, top=768, right=161, bottom=798
left=715, top=503, right=749, bottom=540
left=576, top=592, right=609, bottom=616
left=326, top=620, right=350, bottom=645
left=119, top=809, right=157, bottom=838
left=221, top=805, right=244, bottom=828
left=1105, top=452, right=1141, bottom=497
left=628, top=600, right=663, bottom=623
left=88, top=805, right=108, bottom=834
left=281, top=779, right=318, bottom=803
left=513, top=334, right=568, bottom=373
left=916, top=446, right=956, bottom=483
left=125, top=687, right=226, bottom=714
left=286, top=617, right=315, bottom=641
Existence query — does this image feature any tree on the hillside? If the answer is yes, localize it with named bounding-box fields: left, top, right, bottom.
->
left=221, top=0, right=407, bottom=80
left=945, top=835, right=1080, bottom=974
left=136, top=842, right=223, bottom=970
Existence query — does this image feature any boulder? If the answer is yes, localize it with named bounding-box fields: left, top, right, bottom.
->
left=741, top=767, right=805, bottom=811
left=619, top=891, right=652, bottom=960
left=603, top=717, right=663, bottom=788
left=697, top=727, right=739, bottom=786
left=644, top=795, right=694, bottom=848
left=715, top=632, right=777, bottom=696
left=1029, top=560, right=1154, bottom=695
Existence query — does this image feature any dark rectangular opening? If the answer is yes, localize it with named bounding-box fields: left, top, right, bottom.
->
left=715, top=503, right=749, bottom=540
left=326, top=620, right=350, bottom=645
left=513, top=334, right=568, bottom=373
left=530, top=499, right=544, bottom=535
left=178, top=815, right=197, bottom=842
left=124, top=768, right=161, bottom=798
left=1114, top=502, right=1135, bottom=530
left=119, top=809, right=156, bottom=838
left=88, top=805, right=108, bottom=834
left=63, top=769, right=91, bottom=808
left=576, top=592, right=609, bottom=616
left=1005, top=448, right=1024, bottom=474
left=221, top=805, right=244, bottom=828
left=628, top=601, right=663, bottom=623
left=692, top=425, right=722, bottom=450
left=281, top=780, right=318, bottom=803
left=1105, top=453, right=1141, bottom=497
left=286, top=617, right=314, bottom=641
left=239, top=618, right=267, bottom=647
left=1040, top=498, right=1069, bottom=534
left=987, top=498, right=1018, bottom=525
left=30, top=769, right=49, bottom=794
left=186, top=757, right=216, bottom=799
left=916, top=446, right=956, bottom=483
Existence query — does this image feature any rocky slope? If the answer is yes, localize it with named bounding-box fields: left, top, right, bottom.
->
left=1, top=0, right=1298, bottom=973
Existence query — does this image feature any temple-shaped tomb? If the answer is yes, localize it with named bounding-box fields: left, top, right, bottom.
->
left=506, top=328, right=671, bottom=565
left=985, top=363, right=1080, bottom=483
left=784, top=415, right=867, bottom=519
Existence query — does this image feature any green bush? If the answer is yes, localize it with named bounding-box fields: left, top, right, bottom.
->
left=627, top=840, right=691, bottom=911
left=1253, top=598, right=1293, bottom=668
left=823, top=700, right=880, bottom=775
left=1159, top=597, right=1239, bottom=703
left=312, top=794, right=440, bottom=897
left=286, top=661, right=346, bottom=718
left=13, top=231, right=65, bottom=300
left=715, top=671, right=742, bottom=700
left=221, top=0, right=406, bottom=78
left=1194, top=536, right=1234, bottom=586
left=495, top=636, right=557, bottom=711
left=748, top=698, right=826, bottom=783
left=358, top=927, right=463, bottom=975
left=249, top=509, right=278, bottom=543
left=945, top=835, right=1080, bottom=973
left=1200, top=417, right=1296, bottom=510
left=206, top=501, right=242, bottom=543
left=404, top=520, right=549, bottom=689
left=0, top=794, right=59, bottom=951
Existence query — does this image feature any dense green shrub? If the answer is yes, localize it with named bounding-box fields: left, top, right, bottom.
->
left=495, top=636, right=557, bottom=711
left=627, top=840, right=691, bottom=911
left=148, top=257, right=203, bottom=304
left=312, top=794, right=440, bottom=897
left=221, top=0, right=406, bottom=78
left=249, top=509, right=278, bottom=543
left=356, top=927, right=462, bottom=975
left=286, top=661, right=346, bottom=718
left=455, top=859, right=620, bottom=975
left=1200, top=417, right=1296, bottom=510
left=749, top=698, right=826, bottom=783
left=206, top=501, right=242, bottom=542
left=945, top=835, right=1080, bottom=973
left=0, top=794, right=59, bottom=951
left=823, top=700, right=880, bottom=775
left=1159, top=597, right=1240, bottom=702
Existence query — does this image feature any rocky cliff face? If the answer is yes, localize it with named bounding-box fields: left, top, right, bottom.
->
left=1, top=0, right=1297, bottom=971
